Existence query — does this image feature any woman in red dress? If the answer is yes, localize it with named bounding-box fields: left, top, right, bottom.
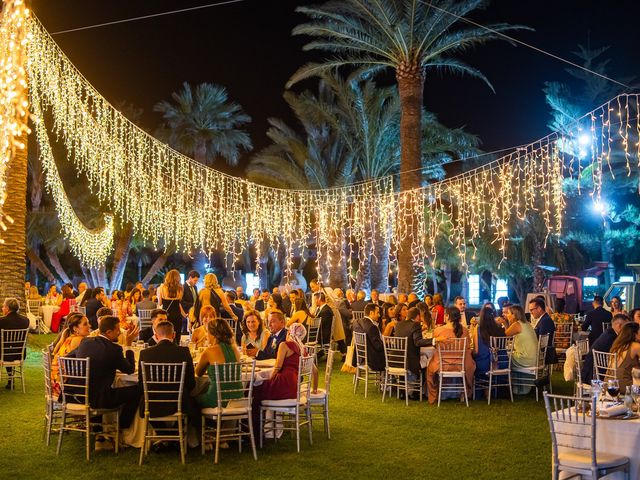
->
left=252, top=323, right=318, bottom=429
left=50, top=285, right=76, bottom=333
left=431, top=293, right=445, bottom=326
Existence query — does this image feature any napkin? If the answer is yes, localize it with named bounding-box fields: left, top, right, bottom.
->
left=599, top=403, right=628, bottom=417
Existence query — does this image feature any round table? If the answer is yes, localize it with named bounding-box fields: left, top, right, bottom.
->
left=40, top=305, right=60, bottom=329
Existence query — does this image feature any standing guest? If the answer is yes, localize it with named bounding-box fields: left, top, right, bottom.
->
left=157, top=269, right=186, bottom=344
left=138, top=308, right=169, bottom=347
left=349, top=291, right=368, bottom=313
left=427, top=307, right=475, bottom=403
left=135, top=289, right=156, bottom=313
left=197, top=273, right=237, bottom=323
left=251, top=323, right=318, bottom=430
left=351, top=303, right=385, bottom=372
left=346, top=289, right=357, bottom=306
left=383, top=302, right=408, bottom=336
left=0, top=298, right=29, bottom=389
left=235, top=286, right=249, bottom=301
left=75, top=282, right=88, bottom=304
left=69, top=316, right=140, bottom=436
left=45, top=285, right=62, bottom=306
left=254, top=290, right=270, bottom=312
left=85, top=287, right=106, bottom=330
left=611, top=296, right=625, bottom=315
left=139, top=321, right=195, bottom=417
left=369, top=289, right=383, bottom=307
left=498, top=305, right=538, bottom=394
left=610, top=322, right=640, bottom=391
left=472, top=305, right=505, bottom=387
left=581, top=313, right=631, bottom=385
left=50, top=285, right=76, bottom=333
left=241, top=309, right=270, bottom=357
left=581, top=295, right=612, bottom=347
left=394, top=307, right=431, bottom=396
left=190, top=305, right=217, bottom=348
left=431, top=293, right=445, bottom=325
left=50, top=313, right=91, bottom=392
left=286, top=297, right=312, bottom=328
left=256, top=312, right=288, bottom=360
left=196, top=318, right=242, bottom=409
left=181, top=270, right=200, bottom=327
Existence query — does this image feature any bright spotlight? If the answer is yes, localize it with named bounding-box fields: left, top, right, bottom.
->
left=592, top=200, right=607, bottom=215
left=578, top=134, right=591, bottom=146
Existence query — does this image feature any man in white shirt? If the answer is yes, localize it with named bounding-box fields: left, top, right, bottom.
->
left=454, top=296, right=470, bottom=328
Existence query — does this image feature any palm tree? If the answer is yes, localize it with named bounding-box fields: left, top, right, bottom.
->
left=289, top=0, right=525, bottom=293
left=154, top=82, right=252, bottom=166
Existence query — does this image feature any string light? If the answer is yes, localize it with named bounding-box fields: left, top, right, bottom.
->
left=22, top=15, right=640, bottom=278
left=0, top=0, right=30, bottom=244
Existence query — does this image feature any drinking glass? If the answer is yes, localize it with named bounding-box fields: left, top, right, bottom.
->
left=591, top=379, right=603, bottom=414
left=632, top=368, right=640, bottom=386
left=631, top=385, right=640, bottom=413
left=607, top=379, right=620, bottom=402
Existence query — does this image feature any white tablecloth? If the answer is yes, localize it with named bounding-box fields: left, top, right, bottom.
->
left=40, top=305, right=60, bottom=328
left=557, top=412, right=640, bottom=479
left=420, top=346, right=435, bottom=369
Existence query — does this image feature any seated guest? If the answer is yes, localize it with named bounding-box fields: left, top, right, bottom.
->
left=581, top=295, right=612, bottom=347
left=196, top=317, right=242, bottom=408
left=256, top=312, right=288, bottom=360
left=254, top=290, right=270, bottom=312
left=251, top=323, right=318, bottom=430
left=380, top=302, right=395, bottom=332
left=0, top=298, right=29, bottom=389
left=581, top=313, right=631, bottom=385
left=138, top=321, right=195, bottom=417
left=427, top=307, right=475, bottom=404
left=249, top=288, right=261, bottom=306
left=631, top=308, right=640, bottom=325
left=222, top=291, right=244, bottom=321
left=454, top=296, right=474, bottom=328
left=349, top=291, right=367, bottom=313
left=611, top=295, right=625, bottom=315
left=51, top=285, right=76, bottom=333
left=407, top=292, right=420, bottom=309
left=69, top=316, right=140, bottom=430
left=191, top=305, right=217, bottom=348
left=472, top=305, right=505, bottom=395
left=138, top=308, right=168, bottom=347
left=27, top=286, right=42, bottom=301
left=45, top=285, right=63, bottom=306
left=530, top=297, right=556, bottom=364
left=123, top=288, right=141, bottom=317
left=235, top=286, right=249, bottom=302
left=416, top=302, right=434, bottom=336
left=431, top=293, right=445, bottom=325
left=51, top=313, right=91, bottom=392
left=351, top=303, right=385, bottom=372
left=610, top=322, right=640, bottom=391
left=424, top=294, right=433, bottom=309
left=85, top=287, right=107, bottom=330
left=398, top=293, right=409, bottom=304
left=382, top=302, right=408, bottom=336
left=498, top=305, right=538, bottom=394
left=393, top=307, right=431, bottom=391
left=265, top=292, right=284, bottom=319
left=286, top=297, right=312, bottom=328
left=135, top=289, right=157, bottom=314
left=369, top=289, right=382, bottom=307
left=241, top=309, right=269, bottom=357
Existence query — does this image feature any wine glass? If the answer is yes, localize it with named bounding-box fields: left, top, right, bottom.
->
left=607, top=379, right=620, bottom=402
left=631, top=385, right=640, bottom=413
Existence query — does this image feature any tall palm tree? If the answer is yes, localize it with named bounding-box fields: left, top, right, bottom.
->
left=289, top=0, right=525, bottom=293
left=154, top=82, right=252, bottom=166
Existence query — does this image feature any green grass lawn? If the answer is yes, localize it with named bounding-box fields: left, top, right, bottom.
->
left=0, top=334, right=563, bottom=479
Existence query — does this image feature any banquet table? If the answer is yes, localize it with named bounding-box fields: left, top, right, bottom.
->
left=40, top=305, right=60, bottom=329
left=557, top=411, right=640, bottom=479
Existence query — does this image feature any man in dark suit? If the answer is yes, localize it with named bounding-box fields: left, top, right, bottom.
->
left=0, top=298, right=29, bottom=389
left=138, top=309, right=168, bottom=347
left=254, top=290, right=270, bottom=312
left=138, top=321, right=195, bottom=418
left=394, top=307, right=431, bottom=380
left=135, top=289, right=156, bottom=313
left=530, top=297, right=556, bottom=364
left=368, top=289, right=383, bottom=307
left=454, top=296, right=477, bottom=328
left=351, top=303, right=385, bottom=372
left=181, top=270, right=200, bottom=319
left=85, top=287, right=106, bottom=330
left=70, top=315, right=140, bottom=428
left=235, top=286, right=249, bottom=301
left=582, top=296, right=613, bottom=347
left=581, top=313, right=630, bottom=384
left=314, top=292, right=334, bottom=350
left=350, top=291, right=368, bottom=313
left=256, top=312, right=288, bottom=360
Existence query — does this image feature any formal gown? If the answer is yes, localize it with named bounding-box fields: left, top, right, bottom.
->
left=196, top=343, right=243, bottom=408
left=162, top=297, right=183, bottom=344
left=51, top=298, right=72, bottom=333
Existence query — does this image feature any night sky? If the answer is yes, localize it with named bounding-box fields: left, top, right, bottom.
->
left=31, top=0, right=640, bottom=177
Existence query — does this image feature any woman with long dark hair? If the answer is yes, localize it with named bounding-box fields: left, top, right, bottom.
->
left=158, top=269, right=185, bottom=344
left=472, top=304, right=505, bottom=380
left=611, top=321, right=640, bottom=390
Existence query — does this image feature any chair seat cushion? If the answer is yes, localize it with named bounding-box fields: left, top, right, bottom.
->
left=0, top=360, right=22, bottom=366
left=201, top=406, right=249, bottom=417
left=490, top=368, right=511, bottom=375
left=559, top=450, right=629, bottom=470
left=261, top=396, right=307, bottom=408
left=65, top=403, right=88, bottom=412
left=387, top=367, right=407, bottom=376
left=310, top=389, right=327, bottom=400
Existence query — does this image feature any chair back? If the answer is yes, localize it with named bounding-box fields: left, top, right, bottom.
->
left=140, top=361, right=186, bottom=418
left=602, top=322, right=611, bottom=331
left=543, top=393, right=597, bottom=468
left=296, top=355, right=315, bottom=404
left=0, top=328, right=28, bottom=362
left=352, top=311, right=365, bottom=322
left=324, top=349, right=335, bottom=394
left=437, top=337, right=467, bottom=373
left=137, top=309, right=154, bottom=330
left=58, top=357, right=90, bottom=407
left=382, top=335, right=408, bottom=372
left=553, top=323, right=573, bottom=348
left=489, top=335, right=514, bottom=372
left=353, top=331, right=368, bottom=368
left=42, top=349, right=54, bottom=399
left=592, top=350, right=618, bottom=383
left=305, top=317, right=322, bottom=347
left=536, top=333, right=550, bottom=370
left=76, top=305, right=86, bottom=316
left=574, top=338, right=589, bottom=357
left=27, top=299, right=42, bottom=316
left=224, top=318, right=238, bottom=338
left=213, top=360, right=253, bottom=409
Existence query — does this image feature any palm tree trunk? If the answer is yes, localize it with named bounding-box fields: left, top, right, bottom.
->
left=327, top=232, right=348, bottom=290
left=532, top=238, right=545, bottom=293
left=370, top=228, right=390, bottom=293
left=141, top=251, right=171, bottom=286
left=27, top=248, right=57, bottom=284
left=45, top=247, right=71, bottom=285
left=80, top=265, right=94, bottom=287
left=0, top=134, right=28, bottom=300
left=96, top=265, right=108, bottom=291
left=396, top=66, right=424, bottom=294
left=108, top=223, right=133, bottom=290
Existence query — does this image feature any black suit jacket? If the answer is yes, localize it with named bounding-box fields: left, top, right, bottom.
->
left=581, top=328, right=617, bottom=385
left=350, top=300, right=368, bottom=312
left=85, top=298, right=103, bottom=330
left=138, top=327, right=158, bottom=347
left=70, top=336, right=135, bottom=408
left=138, top=339, right=196, bottom=417
left=255, top=299, right=267, bottom=312
left=582, top=306, right=613, bottom=347
left=281, top=296, right=292, bottom=317
left=393, top=320, right=431, bottom=375
left=256, top=328, right=287, bottom=360
left=351, top=316, right=385, bottom=372
left=0, top=312, right=29, bottom=361
left=181, top=282, right=199, bottom=315
left=316, top=304, right=334, bottom=345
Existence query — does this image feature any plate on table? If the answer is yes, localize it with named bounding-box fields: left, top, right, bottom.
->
left=597, top=411, right=639, bottom=420
left=255, top=359, right=276, bottom=368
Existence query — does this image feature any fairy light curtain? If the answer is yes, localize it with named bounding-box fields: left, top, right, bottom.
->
left=24, top=15, right=640, bottom=275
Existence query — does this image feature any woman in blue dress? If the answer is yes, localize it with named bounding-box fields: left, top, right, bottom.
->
left=472, top=304, right=506, bottom=397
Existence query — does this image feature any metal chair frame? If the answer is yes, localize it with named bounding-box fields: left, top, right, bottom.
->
left=353, top=331, right=383, bottom=398
left=137, top=309, right=154, bottom=332
left=554, top=323, right=574, bottom=368
left=42, top=349, right=63, bottom=445
left=310, top=349, right=335, bottom=438
left=592, top=350, right=618, bottom=384
left=304, top=317, right=322, bottom=362
left=381, top=335, right=423, bottom=405
left=0, top=328, right=29, bottom=392
left=27, top=299, right=48, bottom=334
left=512, top=333, right=550, bottom=401
left=474, top=335, right=515, bottom=404
left=436, top=337, right=469, bottom=407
